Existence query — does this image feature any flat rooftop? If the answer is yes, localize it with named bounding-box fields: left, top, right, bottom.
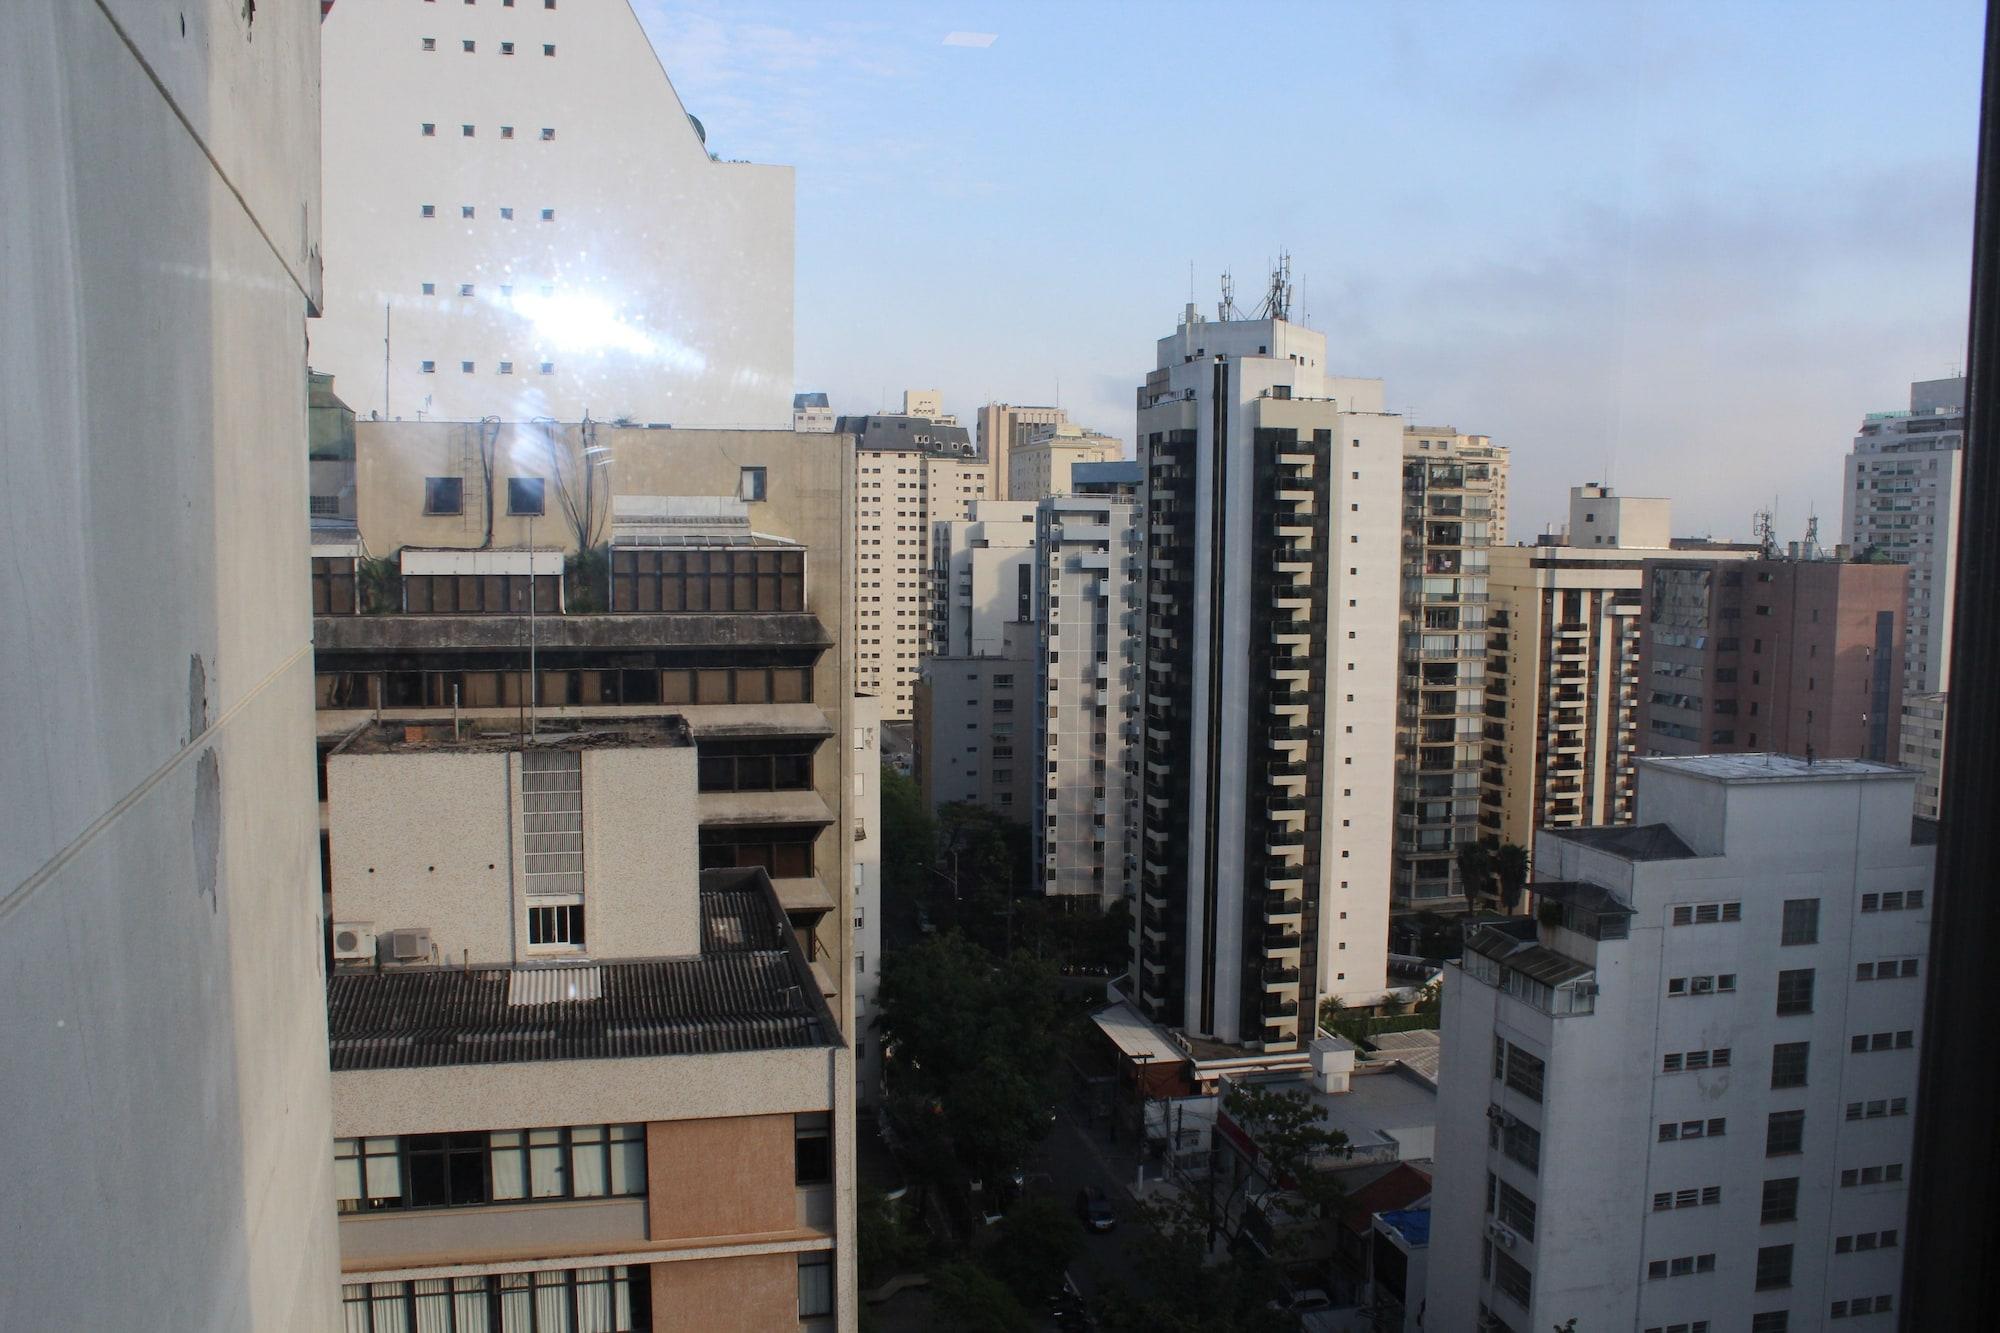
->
left=1641, top=753, right=1910, bottom=783
left=1543, top=824, right=1697, bottom=862
left=330, top=716, right=691, bottom=756
left=326, top=870, right=837, bottom=1071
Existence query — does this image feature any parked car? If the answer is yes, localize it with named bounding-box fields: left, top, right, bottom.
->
left=1074, top=1186, right=1117, bottom=1232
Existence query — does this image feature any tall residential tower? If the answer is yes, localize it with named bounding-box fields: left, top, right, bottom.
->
left=1135, top=303, right=1400, bottom=1050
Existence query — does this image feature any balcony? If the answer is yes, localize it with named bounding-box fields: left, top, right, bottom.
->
left=1263, top=965, right=1301, bottom=989
left=1264, top=928, right=1303, bottom=951
left=1264, top=897, right=1304, bottom=925
left=1262, top=998, right=1300, bottom=1019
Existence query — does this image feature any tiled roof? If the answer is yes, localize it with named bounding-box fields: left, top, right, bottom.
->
left=327, top=871, right=836, bottom=1072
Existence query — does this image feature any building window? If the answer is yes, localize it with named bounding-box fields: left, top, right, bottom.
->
left=1780, top=898, right=1820, bottom=945
left=541, top=127, right=556, bottom=141
left=501, top=40, right=515, bottom=54
left=342, top=1267, right=649, bottom=1331
left=543, top=42, right=556, bottom=55
left=500, top=206, right=514, bottom=220
left=1775, top=968, right=1815, bottom=1016
left=798, top=1253, right=834, bottom=1319
left=420, top=360, right=436, bottom=373
left=459, top=283, right=474, bottom=297
left=421, top=122, right=436, bottom=136
left=508, top=476, right=547, bottom=515
left=541, top=361, right=555, bottom=374
left=461, top=205, right=475, bottom=218
left=1770, top=1042, right=1809, bottom=1090
left=1751, top=1313, right=1790, bottom=1333
left=334, top=1126, right=644, bottom=1212
left=795, top=1112, right=832, bottom=1186
left=498, top=361, right=513, bottom=375
left=1755, top=1244, right=1794, bottom=1291
left=424, top=476, right=464, bottom=515
left=421, top=281, right=435, bottom=295
left=1492, top=1248, right=1531, bottom=1308
left=697, top=748, right=815, bottom=793
left=1488, top=1106, right=1540, bottom=1174
left=1766, top=1109, right=1805, bottom=1157
left=421, top=204, right=436, bottom=218
left=461, top=123, right=475, bottom=137
left=527, top=903, right=583, bottom=947
left=740, top=466, right=768, bottom=501
left=462, top=39, right=474, bottom=51
left=501, top=125, right=515, bottom=139
left=610, top=547, right=805, bottom=614
left=1761, top=1176, right=1799, bottom=1223
left=421, top=37, right=436, bottom=50
left=1492, top=1038, right=1546, bottom=1103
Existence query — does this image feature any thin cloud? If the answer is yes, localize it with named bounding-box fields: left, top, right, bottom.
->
left=943, top=31, right=997, bottom=48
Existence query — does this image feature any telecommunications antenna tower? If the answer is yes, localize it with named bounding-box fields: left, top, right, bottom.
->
left=1255, top=251, right=1294, bottom=321
left=1752, top=508, right=1777, bottom=556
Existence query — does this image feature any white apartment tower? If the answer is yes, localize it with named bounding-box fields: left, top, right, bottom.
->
left=931, top=501, right=1039, bottom=657
left=977, top=403, right=1069, bottom=500
left=1135, top=302, right=1400, bottom=1049
left=316, top=0, right=795, bottom=428
left=1429, top=755, right=1931, bottom=1333
left=1842, top=376, right=1965, bottom=694
left=847, top=414, right=990, bottom=717
left=1036, top=465, right=1145, bottom=904
left=1396, top=427, right=1510, bottom=908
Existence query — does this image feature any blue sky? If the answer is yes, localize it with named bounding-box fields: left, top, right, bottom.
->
left=636, top=0, right=1983, bottom=539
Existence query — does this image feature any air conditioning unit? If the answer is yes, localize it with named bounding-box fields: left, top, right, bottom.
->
left=1485, top=1222, right=1519, bottom=1250
left=332, top=922, right=376, bottom=965
left=1691, top=976, right=1714, bottom=994
left=378, top=927, right=433, bottom=966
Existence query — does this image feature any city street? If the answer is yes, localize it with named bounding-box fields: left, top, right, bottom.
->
left=1023, top=1087, right=1155, bottom=1306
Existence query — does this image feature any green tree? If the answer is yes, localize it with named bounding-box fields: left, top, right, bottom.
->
left=879, top=767, right=936, bottom=910
left=874, top=933, right=1062, bottom=1187
left=1220, top=1080, right=1350, bottom=1230
left=984, top=1195, right=1082, bottom=1303
left=927, top=1261, right=1033, bottom=1332
left=1456, top=840, right=1496, bottom=903
left=1096, top=1189, right=1289, bottom=1333
left=1413, top=976, right=1442, bottom=1022
left=1495, top=843, right=1531, bottom=913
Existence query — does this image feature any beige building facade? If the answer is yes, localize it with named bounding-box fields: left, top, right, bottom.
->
left=976, top=402, right=1068, bottom=500
left=324, top=722, right=853, bottom=1332
left=1009, top=422, right=1124, bottom=501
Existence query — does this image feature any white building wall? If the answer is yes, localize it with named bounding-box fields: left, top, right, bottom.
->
left=934, top=501, right=1038, bottom=656
left=1430, top=757, right=1929, bottom=1331
left=1036, top=495, right=1144, bottom=904
left=1, top=2, right=340, bottom=1326
left=850, top=696, right=884, bottom=1105
left=854, top=448, right=991, bottom=717
left=316, top=0, right=794, bottom=428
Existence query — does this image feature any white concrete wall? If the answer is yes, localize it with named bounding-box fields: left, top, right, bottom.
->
left=315, top=0, right=794, bottom=428
left=851, top=697, right=883, bottom=1103
left=584, top=746, right=701, bottom=958
left=1, top=1, right=339, bottom=1326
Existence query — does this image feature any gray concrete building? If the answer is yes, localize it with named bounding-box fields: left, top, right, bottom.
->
left=3, top=3, right=341, bottom=1326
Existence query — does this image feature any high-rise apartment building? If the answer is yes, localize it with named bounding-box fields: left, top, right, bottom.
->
left=1036, top=466, right=1145, bottom=904
left=1842, top=376, right=1965, bottom=694
left=914, top=635, right=1040, bottom=819
left=1640, top=556, right=1908, bottom=762
left=4, top=5, right=341, bottom=1325
left=1010, top=422, right=1126, bottom=501
left=977, top=402, right=1069, bottom=500
left=794, top=392, right=835, bottom=433
left=845, top=413, right=990, bottom=717
left=931, top=501, right=1039, bottom=656
left=1898, top=692, right=1948, bottom=821
left=1394, top=427, right=1510, bottom=909
left=1135, top=304, right=1400, bottom=1049
left=1481, top=488, right=1752, bottom=854
left=316, top=0, right=794, bottom=428
left=1430, top=754, right=1931, bottom=1333
left=902, top=388, right=956, bottom=426
left=323, top=720, right=854, bottom=1332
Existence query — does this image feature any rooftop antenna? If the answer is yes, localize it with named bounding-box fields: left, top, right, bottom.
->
left=1219, top=270, right=1236, bottom=321
left=1802, top=510, right=1824, bottom=561
left=1254, top=250, right=1293, bottom=321
left=1752, top=508, right=1777, bottom=557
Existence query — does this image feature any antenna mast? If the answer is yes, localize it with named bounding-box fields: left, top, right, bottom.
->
left=1255, top=251, right=1294, bottom=321
left=1752, top=508, right=1777, bottom=557
left=1219, top=270, right=1235, bottom=321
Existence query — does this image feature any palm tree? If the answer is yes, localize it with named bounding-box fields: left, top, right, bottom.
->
left=1495, top=844, right=1531, bottom=914
left=1456, top=841, right=1495, bottom=904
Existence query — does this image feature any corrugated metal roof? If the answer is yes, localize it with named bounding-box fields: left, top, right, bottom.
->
left=327, top=873, right=835, bottom=1072
left=1464, top=926, right=1594, bottom=987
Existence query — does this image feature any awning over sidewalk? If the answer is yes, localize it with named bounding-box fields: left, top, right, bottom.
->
left=1091, top=1001, right=1180, bottom=1065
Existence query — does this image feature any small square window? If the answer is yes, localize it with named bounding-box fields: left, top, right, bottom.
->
left=508, top=477, right=546, bottom=516
left=740, top=466, right=768, bottom=502
left=541, top=127, right=556, bottom=141
left=420, top=360, right=436, bottom=374
left=498, top=361, right=513, bottom=375
left=459, top=283, right=474, bottom=297
left=543, top=43, right=556, bottom=55
left=500, top=284, right=513, bottom=297
left=501, top=41, right=515, bottom=54
left=460, top=361, right=475, bottom=373
left=421, top=37, right=437, bottom=50
left=540, top=208, right=555, bottom=220
left=462, top=124, right=475, bottom=137
left=421, top=282, right=435, bottom=295
left=500, top=207, right=514, bottom=220
left=421, top=204, right=436, bottom=218
left=461, top=205, right=475, bottom=218
left=540, top=361, right=554, bottom=374
left=462, top=39, right=475, bottom=52
left=425, top=476, right=464, bottom=515
left=421, top=122, right=436, bottom=137
left=501, top=126, right=515, bottom=139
